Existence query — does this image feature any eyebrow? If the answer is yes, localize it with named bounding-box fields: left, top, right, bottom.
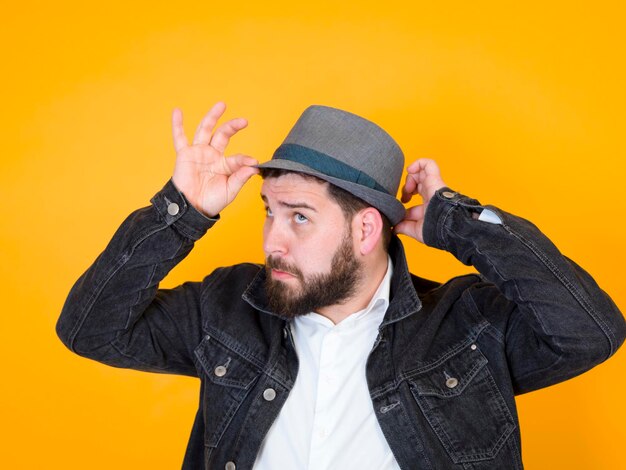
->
left=261, top=194, right=318, bottom=212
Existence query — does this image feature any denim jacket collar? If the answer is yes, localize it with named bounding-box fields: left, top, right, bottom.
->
left=241, top=235, right=422, bottom=326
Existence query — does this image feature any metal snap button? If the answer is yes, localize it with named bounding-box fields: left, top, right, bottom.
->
left=445, top=377, right=459, bottom=389
left=167, top=202, right=180, bottom=216
left=214, top=365, right=227, bottom=377
left=442, top=191, right=456, bottom=199
left=225, top=461, right=236, bottom=470
left=263, top=388, right=276, bottom=401
left=470, top=344, right=477, bottom=350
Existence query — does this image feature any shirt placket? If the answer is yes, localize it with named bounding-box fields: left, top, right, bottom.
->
left=307, top=327, right=342, bottom=468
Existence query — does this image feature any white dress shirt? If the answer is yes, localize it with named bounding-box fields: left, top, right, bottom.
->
left=253, top=257, right=401, bottom=470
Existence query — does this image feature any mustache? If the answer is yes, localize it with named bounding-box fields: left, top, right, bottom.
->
left=265, top=257, right=304, bottom=280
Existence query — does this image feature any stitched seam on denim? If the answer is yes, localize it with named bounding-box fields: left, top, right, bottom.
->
left=465, top=293, right=505, bottom=343
left=503, top=225, right=615, bottom=356
left=508, top=427, right=523, bottom=469
left=454, top=419, right=515, bottom=462
left=66, top=224, right=169, bottom=349
left=263, top=362, right=293, bottom=390
left=229, top=378, right=288, bottom=463
left=194, top=344, right=259, bottom=389
left=174, top=217, right=207, bottom=240
left=204, top=388, right=247, bottom=448
left=201, top=326, right=266, bottom=370
left=370, top=380, right=400, bottom=399
left=399, top=400, right=435, bottom=470
left=378, top=399, right=433, bottom=470
left=437, top=203, right=456, bottom=251
left=409, top=372, right=516, bottom=463
left=400, top=323, right=489, bottom=380
left=379, top=269, right=423, bottom=327
left=410, top=385, right=458, bottom=460
left=413, top=355, right=487, bottom=398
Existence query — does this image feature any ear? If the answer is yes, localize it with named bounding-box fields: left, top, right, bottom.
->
left=353, top=208, right=384, bottom=256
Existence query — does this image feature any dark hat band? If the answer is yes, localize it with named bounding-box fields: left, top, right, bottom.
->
left=272, top=143, right=390, bottom=195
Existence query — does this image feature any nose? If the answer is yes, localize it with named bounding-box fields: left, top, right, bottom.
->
left=263, top=217, right=288, bottom=257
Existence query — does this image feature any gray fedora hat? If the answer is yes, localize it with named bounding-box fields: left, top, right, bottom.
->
left=257, top=105, right=406, bottom=225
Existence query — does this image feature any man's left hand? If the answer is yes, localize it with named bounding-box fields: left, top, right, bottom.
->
left=394, top=158, right=447, bottom=243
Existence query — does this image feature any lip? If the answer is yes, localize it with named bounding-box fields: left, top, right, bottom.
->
left=271, top=269, right=297, bottom=281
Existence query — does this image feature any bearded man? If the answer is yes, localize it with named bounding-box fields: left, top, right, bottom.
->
left=57, top=102, right=625, bottom=469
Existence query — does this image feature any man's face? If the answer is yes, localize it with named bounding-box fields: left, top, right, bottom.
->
left=261, top=173, right=363, bottom=317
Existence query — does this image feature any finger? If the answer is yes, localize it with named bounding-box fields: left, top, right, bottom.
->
left=210, top=118, right=249, bottom=154
left=401, top=172, right=419, bottom=203
left=222, top=153, right=259, bottom=175
left=403, top=204, right=426, bottom=222
left=193, top=101, right=227, bottom=146
left=226, top=165, right=260, bottom=201
left=172, top=108, right=189, bottom=152
left=406, top=158, right=440, bottom=178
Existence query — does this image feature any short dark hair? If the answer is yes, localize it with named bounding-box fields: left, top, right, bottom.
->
left=260, top=168, right=392, bottom=250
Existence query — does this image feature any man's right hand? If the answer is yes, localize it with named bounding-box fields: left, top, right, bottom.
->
left=171, top=102, right=259, bottom=218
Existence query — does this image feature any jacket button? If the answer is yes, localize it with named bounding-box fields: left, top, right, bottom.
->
left=263, top=388, right=276, bottom=401
left=445, top=377, right=459, bottom=389
left=470, top=344, right=477, bottom=350
left=225, top=461, right=236, bottom=470
left=214, top=365, right=227, bottom=377
left=167, top=202, right=180, bottom=216
left=442, top=191, right=456, bottom=199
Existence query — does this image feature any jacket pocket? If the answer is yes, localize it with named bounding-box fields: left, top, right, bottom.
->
left=194, top=333, right=262, bottom=448
left=407, top=345, right=515, bottom=464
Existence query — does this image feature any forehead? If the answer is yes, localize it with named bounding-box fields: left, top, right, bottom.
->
left=261, top=173, right=332, bottom=203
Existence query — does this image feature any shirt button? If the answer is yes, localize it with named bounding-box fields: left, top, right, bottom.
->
left=442, top=191, right=456, bottom=199
left=225, top=461, right=236, bottom=470
left=214, top=365, right=227, bottom=377
left=445, top=377, right=459, bottom=389
left=167, top=202, right=180, bottom=216
left=263, top=388, right=276, bottom=401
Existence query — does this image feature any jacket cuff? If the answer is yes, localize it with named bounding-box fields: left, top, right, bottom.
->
left=150, top=179, right=219, bottom=240
left=422, top=187, right=482, bottom=250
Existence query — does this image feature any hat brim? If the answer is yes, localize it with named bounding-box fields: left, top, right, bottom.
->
left=256, top=159, right=406, bottom=226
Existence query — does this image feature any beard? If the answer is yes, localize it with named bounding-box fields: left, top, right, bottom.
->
left=264, top=228, right=363, bottom=318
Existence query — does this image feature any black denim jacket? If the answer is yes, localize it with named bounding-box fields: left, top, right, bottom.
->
left=56, top=180, right=626, bottom=469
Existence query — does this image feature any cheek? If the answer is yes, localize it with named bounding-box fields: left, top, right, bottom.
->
left=301, top=240, right=336, bottom=272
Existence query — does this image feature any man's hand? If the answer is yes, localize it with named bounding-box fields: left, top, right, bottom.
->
left=394, top=158, right=447, bottom=243
left=171, top=102, right=259, bottom=217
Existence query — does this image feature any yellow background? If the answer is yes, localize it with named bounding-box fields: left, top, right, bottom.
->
left=2, top=1, right=625, bottom=468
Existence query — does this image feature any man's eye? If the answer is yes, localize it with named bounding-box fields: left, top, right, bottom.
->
left=265, top=207, right=273, bottom=217
left=294, top=213, right=308, bottom=224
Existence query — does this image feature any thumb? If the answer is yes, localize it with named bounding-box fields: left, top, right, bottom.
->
left=394, top=219, right=424, bottom=243
left=393, top=204, right=427, bottom=243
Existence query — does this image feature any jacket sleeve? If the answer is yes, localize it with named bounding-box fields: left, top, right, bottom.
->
left=56, top=179, right=218, bottom=377
left=422, top=187, right=626, bottom=394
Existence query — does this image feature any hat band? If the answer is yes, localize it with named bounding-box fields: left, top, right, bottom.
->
left=272, top=143, right=389, bottom=194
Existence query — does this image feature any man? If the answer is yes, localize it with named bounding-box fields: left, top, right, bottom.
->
left=57, top=102, right=625, bottom=469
